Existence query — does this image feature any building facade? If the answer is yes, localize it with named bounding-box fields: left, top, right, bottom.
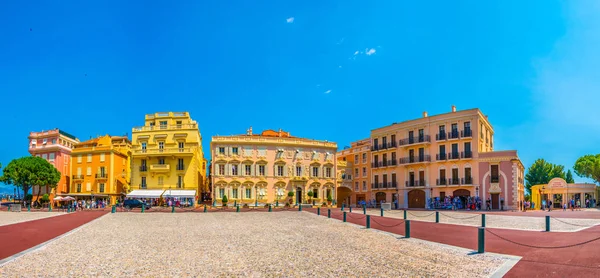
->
left=531, top=177, right=597, bottom=209
left=336, top=139, right=372, bottom=206
left=130, top=112, right=207, bottom=201
left=341, top=106, right=524, bottom=210
left=28, top=129, right=80, bottom=200
left=211, top=128, right=338, bottom=206
left=68, top=135, right=131, bottom=204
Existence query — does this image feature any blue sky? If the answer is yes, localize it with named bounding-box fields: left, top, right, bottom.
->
left=1, top=1, right=599, bottom=192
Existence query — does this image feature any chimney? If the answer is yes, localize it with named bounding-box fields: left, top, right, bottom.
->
left=247, top=126, right=253, bottom=135
left=451, top=105, right=456, bottom=112
left=423, top=111, right=428, bottom=118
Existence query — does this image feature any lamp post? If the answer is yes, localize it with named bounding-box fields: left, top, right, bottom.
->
left=542, top=186, right=545, bottom=210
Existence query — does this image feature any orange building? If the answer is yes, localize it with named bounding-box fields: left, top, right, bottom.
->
left=66, top=135, right=131, bottom=205
left=337, top=139, right=372, bottom=206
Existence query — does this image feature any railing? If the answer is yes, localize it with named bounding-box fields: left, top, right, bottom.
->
left=490, top=176, right=500, bottom=183
left=448, top=178, right=460, bottom=185
left=399, top=155, right=431, bottom=164
left=387, top=159, right=397, bottom=166
left=462, top=177, right=473, bottom=185
left=95, top=173, right=108, bottom=179
left=461, top=151, right=473, bottom=159
left=371, top=161, right=384, bottom=168
left=447, top=152, right=460, bottom=160
left=372, top=182, right=397, bottom=189
left=72, top=175, right=84, bottom=180
left=461, top=129, right=472, bottom=137
left=132, top=124, right=198, bottom=132
left=399, top=135, right=431, bottom=146
left=406, top=180, right=425, bottom=187
left=436, top=153, right=447, bottom=161
left=139, top=184, right=147, bottom=189
left=133, top=147, right=195, bottom=155
left=176, top=165, right=185, bottom=171
left=447, top=131, right=460, bottom=139
left=436, top=133, right=446, bottom=141
left=436, top=178, right=447, bottom=186
left=139, top=166, right=147, bottom=172
left=370, top=142, right=396, bottom=151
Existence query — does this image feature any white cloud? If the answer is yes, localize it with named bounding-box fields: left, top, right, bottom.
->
left=353, top=51, right=360, bottom=55
left=366, top=48, right=376, bottom=56
left=324, top=90, right=331, bottom=94
left=286, top=17, right=294, bottom=23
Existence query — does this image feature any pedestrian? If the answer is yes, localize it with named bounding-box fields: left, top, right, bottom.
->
left=577, top=199, right=581, bottom=211
left=548, top=200, right=552, bottom=212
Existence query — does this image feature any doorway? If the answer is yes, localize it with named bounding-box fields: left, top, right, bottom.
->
left=296, top=188, right=302, bottom=204
left=375, top=192, right=386, bottom=206
left=408, top=190, right=425, bottom=208
left=491, top=194, right=499, bottom=210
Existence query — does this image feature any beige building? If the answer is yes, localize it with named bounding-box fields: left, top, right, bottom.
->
left=337, top=139, right=372, bottom=206
left=211, top=128, right=338, bottom=206
left=129, top=112, right=208, bottom=202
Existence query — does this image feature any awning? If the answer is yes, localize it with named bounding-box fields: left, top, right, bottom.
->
left=127, top=190, right=165, bottom=198
left=59, top=193, right=111, bottom=197
left=162, top=190, right=196, bottom=198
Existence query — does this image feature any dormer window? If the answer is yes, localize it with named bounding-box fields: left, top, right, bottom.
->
left=159, top=121, right=168, bottom=129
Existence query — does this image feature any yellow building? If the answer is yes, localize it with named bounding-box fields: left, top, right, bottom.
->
left=66, top=135, right=131, bottom=205
left=531, top=177, right=597, bottom=209
left=129, top=112, right=207, bottom=203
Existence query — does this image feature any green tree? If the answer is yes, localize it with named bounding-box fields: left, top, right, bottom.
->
left=0, top=156, right=61, bottom=202
left=565, top=170, right=575, bottom=184
left=573, top=154, right=600, bottom=184
left=525, top=158, right=569, bottom=194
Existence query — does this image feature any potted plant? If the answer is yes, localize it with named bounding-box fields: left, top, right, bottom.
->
left=321, top=202, right=327, bottom=207
left=221, top=195, right=228, bottom=207
left=307, top=190, right=314, bottom=203
left=287, top=191, right=294, bottom=204
left=327, top=193, right=333, bottom=205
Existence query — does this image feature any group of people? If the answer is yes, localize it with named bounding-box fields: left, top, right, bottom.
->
left=539, top=198, right=596, bottom=211
left=429, top=196, right=483, bottom=210
left=71, top=199, right=108, bottom=210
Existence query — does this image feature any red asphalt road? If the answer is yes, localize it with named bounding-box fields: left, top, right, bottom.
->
left=0, top=211, right=107, bottom=261
left=305, top=208, right=600, bottom=277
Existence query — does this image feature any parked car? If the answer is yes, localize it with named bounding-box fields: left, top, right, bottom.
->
left=123, top=199, right=150, bottom=209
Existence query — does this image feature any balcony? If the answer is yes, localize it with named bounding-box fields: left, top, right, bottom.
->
left=370, top=142, right=397, bottom=152
left=461, top=129, right=472, bottom=138
left=72, top=175, right=84, bottom=180
left=139, top=166, right=148, bottom=172
left=399, top=135, right=431, bottom=147
left=436, top=178, right=447, bottom=186
left=139, top=184, right=147, bottom=189
left=447, top=152, right=460, bottom=160
left=371, top=182, right=397, bottom=189
left=132, top=123, right=198, bottom=132
left=490, top=175, right=500, bottom=183
left=371, top=161, right=384, bottom=168
left=387, top=159, right=397, bottom=166
left=461, top=151, right=473, bottom=159
left=176, top=165, right=185, bottom=171
left=436, top=133, right=447, bottom=141
left=95, top=173, right=109, bottom=180
left=399, top=155, right=431, bottom=165
left=406, top=180, right=425, bottom=187
left=448, top=178, right=460, bottom=185
left=133, top=147, right=195, bottom=156
left=447, top=131, right=460, bottom=140
left=150, top=164, right=170, bottom=172
left=436, top=153, right=447, bottom=161
left=462, top=177, right=473, bottom=185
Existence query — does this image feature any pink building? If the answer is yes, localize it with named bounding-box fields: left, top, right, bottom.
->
left=28, top=129, right=80, bottom=200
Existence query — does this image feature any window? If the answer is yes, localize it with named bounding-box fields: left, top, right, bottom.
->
left=362, top=153, right=367, bottom=163
left=392, top=173, right=397, bottom=186
left=491, top=165, right=499, bottom=182
left=259, top=165, right=266, bottom=176
left=313, top=189, right=319, bottom=198
left=77, top=167, right=82, bottom=176
left=258, top=147, right=266, bottom=157
left=141, top=142, right=147, bottom=151
left=326, top=167, right=332, bottom=178
left=232, top=188, right=238, bottom=199
left=100, top=153, right=105, bottom=162
left=312, top=167, right=319, bottom=177
left=362, top=167, right=366, bottom=177
left=277, top=150, right=284, bottom=159
left=439, top=169, right=446, bottom=185
left=99, top=167, right=106, bottom=177
left=99, top=183, right=105, bottom=193
left=465, top=168, right=472, bottom=184
left=77, top=155, right=82, bottom=163
left=141, top=177, right=147, bottom=188
left=176, top=121, right=182, bottom=128
left=158, top=158, right=165, bottom=165
left=42, top=153, right=48, bottom=160
left=158, top=176, right=164, bottom=185
left=245, top=188, right=251, bottom=198
left=177, top=159, right=184, bottom=170
left=158, top=141, right=164, bottom=150
left=409, top=130, right=414, bottom=141
left=51, top=139, right=56, bottom=144
left=245, top=165, right=252, bottom=176
left=231, top=165, right=238, bottom=176
left=219, top=188, right=225, bottom=198
left=159, top=121, right=167, bottom=129
left=86, top=182, right=91, bottom=191
left=76, top=184, right=81, bottom=193
left=219, top=147, right=225, bottom=155
left=296, top=166, right=302, bottom=176
left=391, top=152, right=396, bottom=164
left=354, top=154, right=359, bottom=163
left=355, top=182, right=359, bottom=191
left=87, top=154, right=92, bottom=162
left=86, top=167, right=91, bottom=176
left=362, top=181, right=367, bottom=191
left=452, top=168, right=459, bottom=184
left=277, top=165, right=284, bottom=176
left=244, top=147, right=253, bottom=157
left=177, top=176, right=183, bottom=188
left=355, top=168, right=359, bottom=176
left=391, top=135, right=396, bottom=146
left=439, top=145, right=446, bottom=160
left=218, top=164, right=225, bottom=175
left=178, top=142, right=185, bottom=150
left=232, top=147, right=239, bottom=155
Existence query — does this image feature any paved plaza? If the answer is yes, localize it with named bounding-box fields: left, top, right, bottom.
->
left=0, top=212, right=512, bottom=277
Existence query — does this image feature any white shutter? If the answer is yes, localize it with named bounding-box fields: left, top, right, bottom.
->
left=265, top=164, right=268, bottom=176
